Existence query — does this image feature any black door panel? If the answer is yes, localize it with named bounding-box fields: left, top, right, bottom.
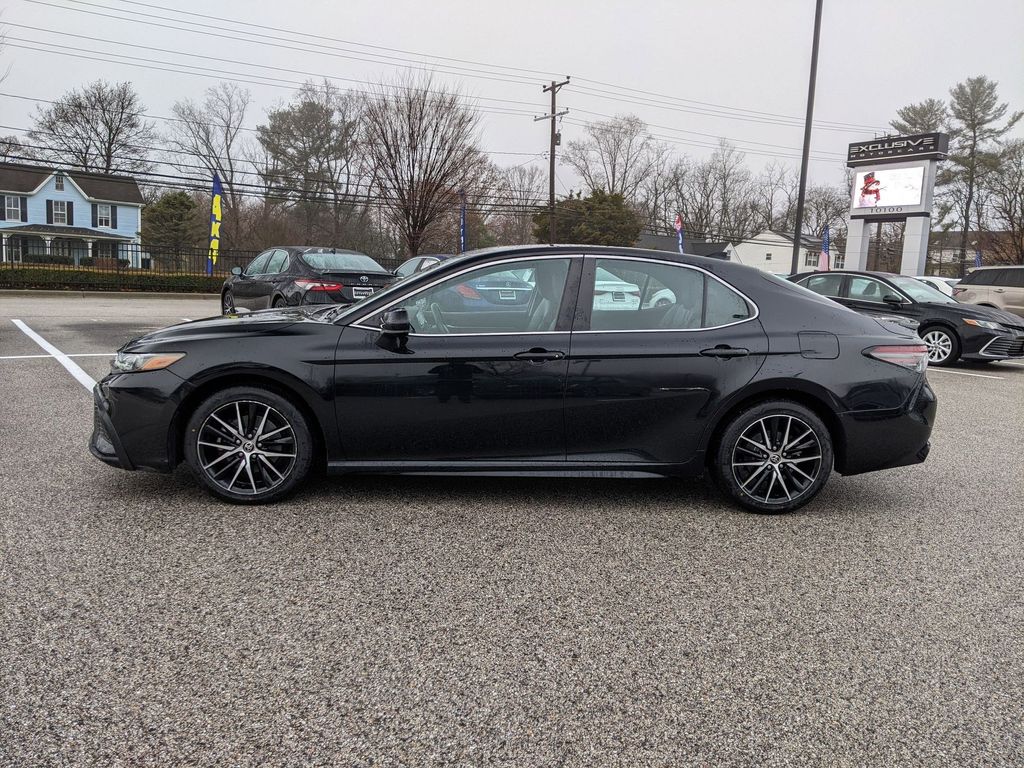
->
left=334, top=328, right=570, bottom=460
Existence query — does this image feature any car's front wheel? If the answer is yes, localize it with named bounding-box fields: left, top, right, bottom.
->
left=183, top=387, right=313, bottom=504
left=221, top=291, right=235, bottom=315
left=712, top=401, right=833, bottom=514
left=920, top=325, right=960, bottom=366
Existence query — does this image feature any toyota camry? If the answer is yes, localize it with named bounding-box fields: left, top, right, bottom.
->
left=91, top=245, right=937, bottom=514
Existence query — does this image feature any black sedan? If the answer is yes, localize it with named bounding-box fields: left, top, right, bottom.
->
left=221, top=247, right=395, bottom=313
left=789, top=270, right=1024, bottom=365
left=91, top=245, right=937, bottom=514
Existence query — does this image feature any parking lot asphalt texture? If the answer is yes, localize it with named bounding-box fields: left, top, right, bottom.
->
left=1, top=292, right=1022, bottom=767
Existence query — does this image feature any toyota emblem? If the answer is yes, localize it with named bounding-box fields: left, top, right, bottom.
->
left=359, top=275, right=369, bottom=283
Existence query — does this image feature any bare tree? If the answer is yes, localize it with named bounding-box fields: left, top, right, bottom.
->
left=363, top=74, right=487, bottom=257
left=751, top=162, right=799, bottom=233
left=167, top=83, right=252, bottom=247
left=0, top=134, right=25, bottom=162
left=489, top=164, right=546, bottom=245
left=27, top=81, right=157, bottom=174
left=563, top=115, right=659, bottom=199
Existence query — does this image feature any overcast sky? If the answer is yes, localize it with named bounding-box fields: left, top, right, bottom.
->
left=2, top=0, right=1022, bottom=193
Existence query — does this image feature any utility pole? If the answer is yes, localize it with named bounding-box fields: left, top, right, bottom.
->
left=790, top=0, right=824, bottom=274
left=535, top=77, right=570, bottom=244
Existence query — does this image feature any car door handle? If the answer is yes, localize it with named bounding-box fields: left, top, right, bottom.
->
left=699, top=346, right=749, bottom=358
left=994, top=288, right=1005, bottom=293
left=514, top=348, right=565, bottom=362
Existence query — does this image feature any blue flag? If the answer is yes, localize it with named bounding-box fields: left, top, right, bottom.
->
left=974, top=249, right=982, bottom=268
left=459, top=190, right=467, bottom=254
left=208, top=173, right=223, bottom=276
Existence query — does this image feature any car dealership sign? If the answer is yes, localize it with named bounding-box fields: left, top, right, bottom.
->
left=847, top=132, right=949, bottom=166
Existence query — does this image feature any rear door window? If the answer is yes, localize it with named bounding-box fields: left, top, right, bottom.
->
left=962, top=269, right=1002, bottom=286
left=586, top=258, right=751, bottom=331
left=265, top=250, right=289, bottom=274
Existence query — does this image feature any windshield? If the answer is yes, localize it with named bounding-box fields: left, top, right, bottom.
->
left=889, top=275, right=957, bottom=303
left=300, top=251, right=388, bottom=273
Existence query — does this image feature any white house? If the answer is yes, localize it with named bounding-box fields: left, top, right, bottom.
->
left=726, top=230, right=830, bottom=275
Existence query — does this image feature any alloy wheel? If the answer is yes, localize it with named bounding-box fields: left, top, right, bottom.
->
left=222, top=292, right=235, bottom=315
left=196, top=400, right=296, bottom=496
left=921, top=329, right=953, bottom=364
left=731, top=414, right=823, bottom=506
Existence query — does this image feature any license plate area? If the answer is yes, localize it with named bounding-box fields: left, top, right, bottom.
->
left=352, top=287, right=374, bottom=299
left=499, top=289, right=516, bottom=300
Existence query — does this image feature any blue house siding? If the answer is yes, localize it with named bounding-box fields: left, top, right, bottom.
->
left=26, top=174, right=141, bottom=240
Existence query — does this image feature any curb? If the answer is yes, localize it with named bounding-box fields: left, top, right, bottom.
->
left=0, top=289, right=219, bottom=300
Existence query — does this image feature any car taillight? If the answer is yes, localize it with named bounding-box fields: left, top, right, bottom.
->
left=865, top=344, right=929, bottom=373
left=294, top=279, right=343, bottom=292
left=454, top=284, right=482, bottom=299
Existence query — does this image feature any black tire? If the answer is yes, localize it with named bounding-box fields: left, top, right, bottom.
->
left=712, top=400, right=833, bottom=514
left=272, top=296, right=286, bottom=308
left=183, top=386, right=313, bottom=504
left=919, top=324, right=960, bottom=366
left=221, top=291, right=235, bottom=315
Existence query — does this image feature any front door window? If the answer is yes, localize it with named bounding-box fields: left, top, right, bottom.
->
left=395, top=258, right=571, bottom=335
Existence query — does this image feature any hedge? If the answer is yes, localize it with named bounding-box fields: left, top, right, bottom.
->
left=0, top=267, right=223, bottom=293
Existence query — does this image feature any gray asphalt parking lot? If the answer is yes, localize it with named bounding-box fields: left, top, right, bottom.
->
left=1, top=291, right=1022, bottom=767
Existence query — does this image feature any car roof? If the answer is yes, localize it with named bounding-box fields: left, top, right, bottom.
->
left=793, top=269, right=898, bottom=279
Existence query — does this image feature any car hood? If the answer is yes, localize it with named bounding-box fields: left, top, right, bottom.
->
left=920, top=302, right=1023, bottom=328
left=124, top=306, right=332, bottom=350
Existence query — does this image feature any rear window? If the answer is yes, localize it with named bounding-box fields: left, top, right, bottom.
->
left=961, top=268, right=1003, bottom=286
left=300, top=251, right=386, bottom=272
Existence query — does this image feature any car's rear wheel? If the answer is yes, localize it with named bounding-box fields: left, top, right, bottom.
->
left=184, top=387, right=313, bottom=504
left=272, top=296, right=286, bottom=308
left=221, top=291, right=235, bottom=315
left=712, top=401, right=833, bottom=514
left=920, top=325, right=959, bottom=366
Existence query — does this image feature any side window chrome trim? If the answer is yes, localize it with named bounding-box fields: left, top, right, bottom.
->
left=350, top=253, right=578, bottom=332
left=580, top=255, right=759, bottom=333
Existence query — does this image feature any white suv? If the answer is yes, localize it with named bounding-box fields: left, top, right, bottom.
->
left=954, top=266, right=1024, bottom=318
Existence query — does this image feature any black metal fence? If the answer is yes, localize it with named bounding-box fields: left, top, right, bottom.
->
left=0, top=239, right=263, bottom=292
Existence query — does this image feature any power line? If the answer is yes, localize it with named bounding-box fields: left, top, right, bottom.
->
left=63, top=0, right=885, bottom=133
left=22, top=0, right=888, bottom=135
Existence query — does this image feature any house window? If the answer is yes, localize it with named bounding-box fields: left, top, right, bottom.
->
left=4, top=196, right=20, bottom=220
left=833, top=253, right=845, bottom=269
left=765, top=252, right=772, bottom=261
left=97, top=204, right=112, bottom=228
left=804, top=250, right=818, bottom=267
left=55, top=174, right=65, bottom=191
left=52, top=200, right=67, bottom=225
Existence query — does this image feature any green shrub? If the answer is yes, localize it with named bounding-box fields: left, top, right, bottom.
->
left=0, top=267, right=223, bottom=293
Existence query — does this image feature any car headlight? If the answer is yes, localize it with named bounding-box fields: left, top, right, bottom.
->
left=963, top=318, right=1002, bottom=330
left=112, top=351, right=186, bottom=373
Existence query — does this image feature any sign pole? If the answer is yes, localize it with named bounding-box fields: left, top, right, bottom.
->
left=790, top=0, right=824, bottom=275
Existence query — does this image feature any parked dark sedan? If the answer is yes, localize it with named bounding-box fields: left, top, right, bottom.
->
left=789, top=270, right=1024, bottom=365
left=91, top=245, right=936, bottom=514
left=221, top=247, right=394, bottom=313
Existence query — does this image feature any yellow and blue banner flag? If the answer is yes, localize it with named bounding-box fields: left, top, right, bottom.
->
left=208, top=173, right=223, bottom=276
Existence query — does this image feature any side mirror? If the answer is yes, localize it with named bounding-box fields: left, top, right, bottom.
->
left=380, top=308, right=411, bottom=336
left=231, top=266, right=242, bottom=276
left=882, top=293, right=905, bottom=306
left=376, top=308, right=412, bottom=352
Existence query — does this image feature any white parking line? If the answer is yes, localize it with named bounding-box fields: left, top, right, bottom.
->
left=0, top=353, right=113, bottom=360
left=10, top=319, right=97, bottom=391
left=928, top=368, right=1005, bottom=380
